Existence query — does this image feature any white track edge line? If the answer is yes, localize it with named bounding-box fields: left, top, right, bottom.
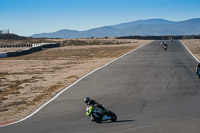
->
left=0, top=41, right=152, bottom=128
left=180, top=40, right=200, bottom=63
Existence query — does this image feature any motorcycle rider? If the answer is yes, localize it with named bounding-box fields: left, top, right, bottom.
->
left=84, top=97, right=117, bottom=122
left=196, top=63, right=200, bottom=78
left=84, top=97, right=105, bottom=111
left=162, top=42, right=168, bottom=51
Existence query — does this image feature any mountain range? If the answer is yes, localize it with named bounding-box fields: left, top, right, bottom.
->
left=31, top=18, right=200, bottom=38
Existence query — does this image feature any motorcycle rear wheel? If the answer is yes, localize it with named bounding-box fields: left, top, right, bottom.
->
left=107, top=111, right=117, bottom=122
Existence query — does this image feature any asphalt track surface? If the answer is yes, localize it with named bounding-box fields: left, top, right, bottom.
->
left=1, top=40, right=200, bottom=133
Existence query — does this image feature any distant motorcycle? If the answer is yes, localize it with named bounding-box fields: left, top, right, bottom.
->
left=86, top=105, right=117, bottom=123
left=197, top=70, right=200, bottom=79
left=162, top=43, right=168, bottom=52
left=196, top=63, right=200, bottom=79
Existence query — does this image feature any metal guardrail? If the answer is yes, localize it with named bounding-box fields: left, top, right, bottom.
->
left=0, top=43, right=58, bottom=48
left=0, top=52, right=7, bottom=58
left=0, top=43, right=60, bottom=58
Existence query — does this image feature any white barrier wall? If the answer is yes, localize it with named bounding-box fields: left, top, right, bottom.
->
left=0, top=52, right=7, bottom=58
left=32, top=43, right=45, bottom=47
left=0, top=43, right=58, bottom=48
left=0, top=43, right=60, bottom=58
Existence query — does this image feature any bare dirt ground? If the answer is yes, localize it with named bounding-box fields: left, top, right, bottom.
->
left=182, top=39, right=200, bottom=61
left=0, top=38, right=150, bottom=123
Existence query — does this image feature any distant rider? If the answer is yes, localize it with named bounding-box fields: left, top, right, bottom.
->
left=162, top=42, right=168, bottom=51
left=196, top=63, right=200, bottom=78
left=84, top=97, right=105, bottom=111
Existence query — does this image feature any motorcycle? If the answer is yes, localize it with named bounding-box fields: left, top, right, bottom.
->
left=162, top=43, right=168, bottom=52
left=196, top=63, right=200, bottom=79
left=196, top=69, right=200, bottom=79
left=86, top=105, right=117, bottom=123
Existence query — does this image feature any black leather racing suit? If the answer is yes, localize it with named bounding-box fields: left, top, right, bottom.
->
left=196, top=63, right=200, bottom=77
left=87, top=100, right=105, bottom=111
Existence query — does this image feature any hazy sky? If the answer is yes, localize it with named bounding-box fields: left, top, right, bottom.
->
left=0, top=0, right=200, bottom=36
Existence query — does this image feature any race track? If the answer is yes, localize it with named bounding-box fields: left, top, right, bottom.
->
left=1, top=40, right=200, bottom=133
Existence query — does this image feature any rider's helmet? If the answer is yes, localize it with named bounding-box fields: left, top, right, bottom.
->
left=84, top=97, right=90, bottom=104
left=197, top=63, right=200, bottom=69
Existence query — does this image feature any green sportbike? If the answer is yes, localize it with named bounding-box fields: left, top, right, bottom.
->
left=86, top=105, right=117, bottom=123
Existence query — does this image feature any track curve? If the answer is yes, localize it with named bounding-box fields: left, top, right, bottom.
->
left=1, top=40, right=200, bottom=133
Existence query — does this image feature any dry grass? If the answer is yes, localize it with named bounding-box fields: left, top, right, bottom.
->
left=182, top=39, right=200, bottom=60
left=0, top=37, right=130, bottom=47
left=58, top=39, right=131, bottom=46
left=0, top=72, right=8, bottom=78
left=0, top=77, right=42, bottom=103
left=27, top=83, right=63, bottom=106
left=2, top=45, right=138, bottom=60
left=66, top=75, right=79, bottom=79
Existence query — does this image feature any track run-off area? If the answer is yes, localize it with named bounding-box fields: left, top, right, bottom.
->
left=1, top=40, right=200, bottom=133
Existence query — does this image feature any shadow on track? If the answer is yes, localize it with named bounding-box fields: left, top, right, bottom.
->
left=102, top=120, right=135, bottom=124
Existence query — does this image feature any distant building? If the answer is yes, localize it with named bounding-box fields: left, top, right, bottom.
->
left=0, top=29, right=9, bottom=34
